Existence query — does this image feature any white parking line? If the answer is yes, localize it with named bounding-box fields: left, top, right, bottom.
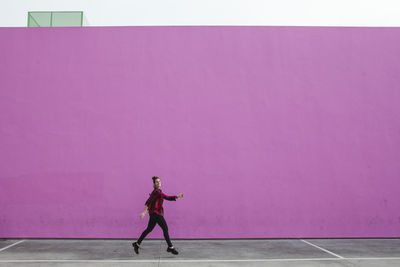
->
left=301, top=239, right=344, bottom=258
left=171, top=239, right=300, bottom=242
left=1, top=257, right=400, bottom=263
left=0, top=240, right=25, bottom=252
left=0, top=258, right=344, bottom=263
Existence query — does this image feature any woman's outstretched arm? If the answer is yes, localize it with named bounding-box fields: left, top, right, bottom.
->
left=162, top=193, right=184, bottom=201
left=162, top=193, right=177, bottom=201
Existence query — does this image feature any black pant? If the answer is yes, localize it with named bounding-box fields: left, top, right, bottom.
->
left=137, top=212, right=173, bottom=247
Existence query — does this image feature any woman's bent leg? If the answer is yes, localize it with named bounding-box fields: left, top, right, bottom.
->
left=137, top=213, right=157, bottom=245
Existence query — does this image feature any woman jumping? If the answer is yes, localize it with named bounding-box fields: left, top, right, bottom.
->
left=132, top=176, right=184, bottom=255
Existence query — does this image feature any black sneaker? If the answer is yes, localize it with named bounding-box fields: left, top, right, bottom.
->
left=132, top=242, right=140, bottom=254
left=167, top=246, right=178, bottom=255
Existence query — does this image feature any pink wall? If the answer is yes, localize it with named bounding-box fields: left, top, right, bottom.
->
left=0, top=26, right=399, bottom=238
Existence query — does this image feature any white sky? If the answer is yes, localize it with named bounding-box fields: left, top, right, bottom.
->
left=1, top=0, right=400, bottom=27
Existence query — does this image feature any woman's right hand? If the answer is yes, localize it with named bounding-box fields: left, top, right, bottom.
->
left=140, top=212, right=145, bottom=219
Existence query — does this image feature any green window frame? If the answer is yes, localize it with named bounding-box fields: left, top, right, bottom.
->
left=28, top=11, right=84, bottom=27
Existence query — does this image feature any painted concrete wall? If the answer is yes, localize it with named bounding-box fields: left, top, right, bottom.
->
left=1, top=0, right=400, bottom=27
left=0, top=26, right=400, bottom=238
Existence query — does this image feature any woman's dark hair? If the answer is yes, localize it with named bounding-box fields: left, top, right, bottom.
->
left=152, top=176, right=160, bottom=184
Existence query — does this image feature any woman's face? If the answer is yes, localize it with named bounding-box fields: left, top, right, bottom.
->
left=154, top=178, right=161, bottom=189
